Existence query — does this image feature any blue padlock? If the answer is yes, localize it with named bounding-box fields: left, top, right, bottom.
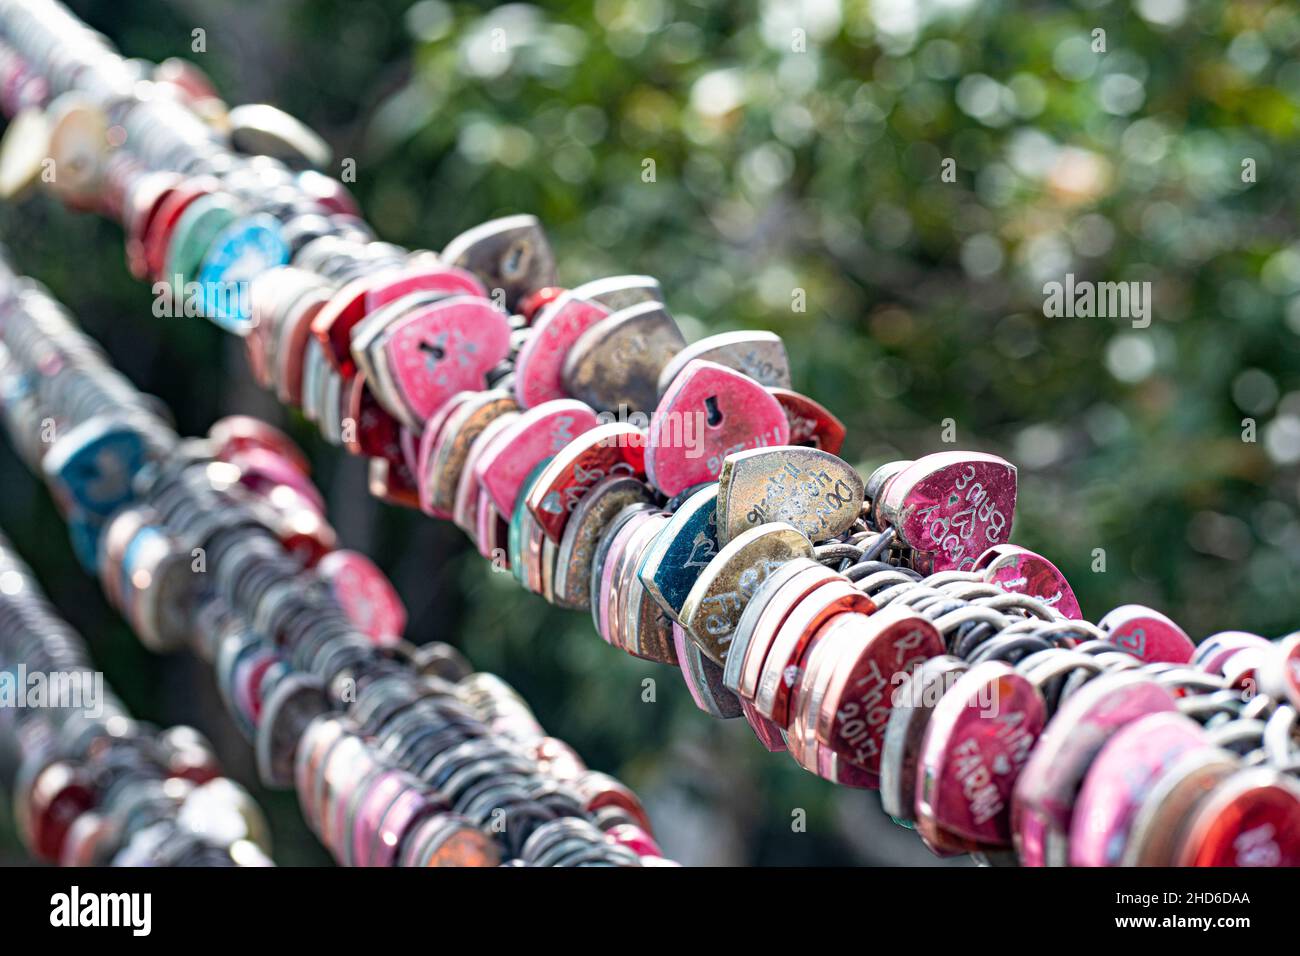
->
left=636, top=483, right=719, bottom=623
left=196, top=214, right=289, bottom=334
left=42, top=416, right=149, bottom=521
left=66, top=508, right=105, bottom=573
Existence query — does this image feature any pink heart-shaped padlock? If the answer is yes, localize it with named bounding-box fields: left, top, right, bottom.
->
left=1097, top=605, right=1195, bottom=664
left=474, top=399, right=600, bottom=517
left=1068, top=711, right=1210, bottom=867
left=316, top=549, right=407, bottom=646
left=975, top=544, right=1082, bottom=620
left=379, top=295, right=510, bottom=428
left=1012, top=672, right=1176, bottom=867
left=878, top=451, right=1017, bottom=573
left=513, top=291, right=610, bottom=408
left=916, top=662, right=1045, bottom=846
left=645, top=359, right=789, bottom=498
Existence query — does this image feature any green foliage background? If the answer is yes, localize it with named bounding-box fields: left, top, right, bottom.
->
left=0, top=0, right=1298, bottom=864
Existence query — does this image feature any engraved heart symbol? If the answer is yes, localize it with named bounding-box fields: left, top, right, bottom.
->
left=1098, top=605, right=1194, bottom=664
left=1115, top=627, right=1147, bottom=658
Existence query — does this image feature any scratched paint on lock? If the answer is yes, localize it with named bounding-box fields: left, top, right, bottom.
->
left=817, top=609, right=944, bottom=774
left=424, top=389, right=517, bottom=518
left=917, top=663, right=1045, bottom=846
left=679, top=523, right=812, bottom=665
left=476, top=400, right=600, bottom=518
left=878, top=451, right=1016, bottom=573
left=440, top=214, right=557, bottom=311
left=525, top=422, right=646, bottom=542
left=1068, top=712, right=1209, bottom=867
left=554, top=475, right=655, bottom=611
left=453, top=412, right=517, bottom=533
left=513, top=293, right=610, bottom=408
left=561, top=301, right=685, bottom=413
left=1097, top=605, right=1195, bottom=664
left=976, top=545, right=1082, bottom=620
left=381, top=296, right=510, bottom=427
left=637, top=484, right=719, bottom=622
left=645, top=360, right=789, bottom=498
left=717, top=446, right=864, bottom=545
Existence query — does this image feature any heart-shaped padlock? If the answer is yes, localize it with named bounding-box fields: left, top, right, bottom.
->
left=975, top=544, right=1082, bottom=620
left=645, top=359, right=789, bottom=498
left=370, top=295, right=510, bottom=430
left=876, top=451, right=1017, bottom=573
left=440, top=214, right=557, bottom=311
left=474, top=399, right=600, bottom=517
left=716, top=445, right=864, bottom=546
left=513, top=291, right=611, bottom=409
left=1097, top=604, right=1195, bottom=663
left=916, top=661, right=1046, bottom=846
left=561, top=300, right=685, bottom=414
left=524, top=422, right=646, bottom=542
left=656, top=329, right=792, bottom=396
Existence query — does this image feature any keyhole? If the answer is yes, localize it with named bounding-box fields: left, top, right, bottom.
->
left=704, top=395, right=723, bottom=427
left=419, top=341, right=445, bottom=361
left=502, top=241, right=529, bottom=280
